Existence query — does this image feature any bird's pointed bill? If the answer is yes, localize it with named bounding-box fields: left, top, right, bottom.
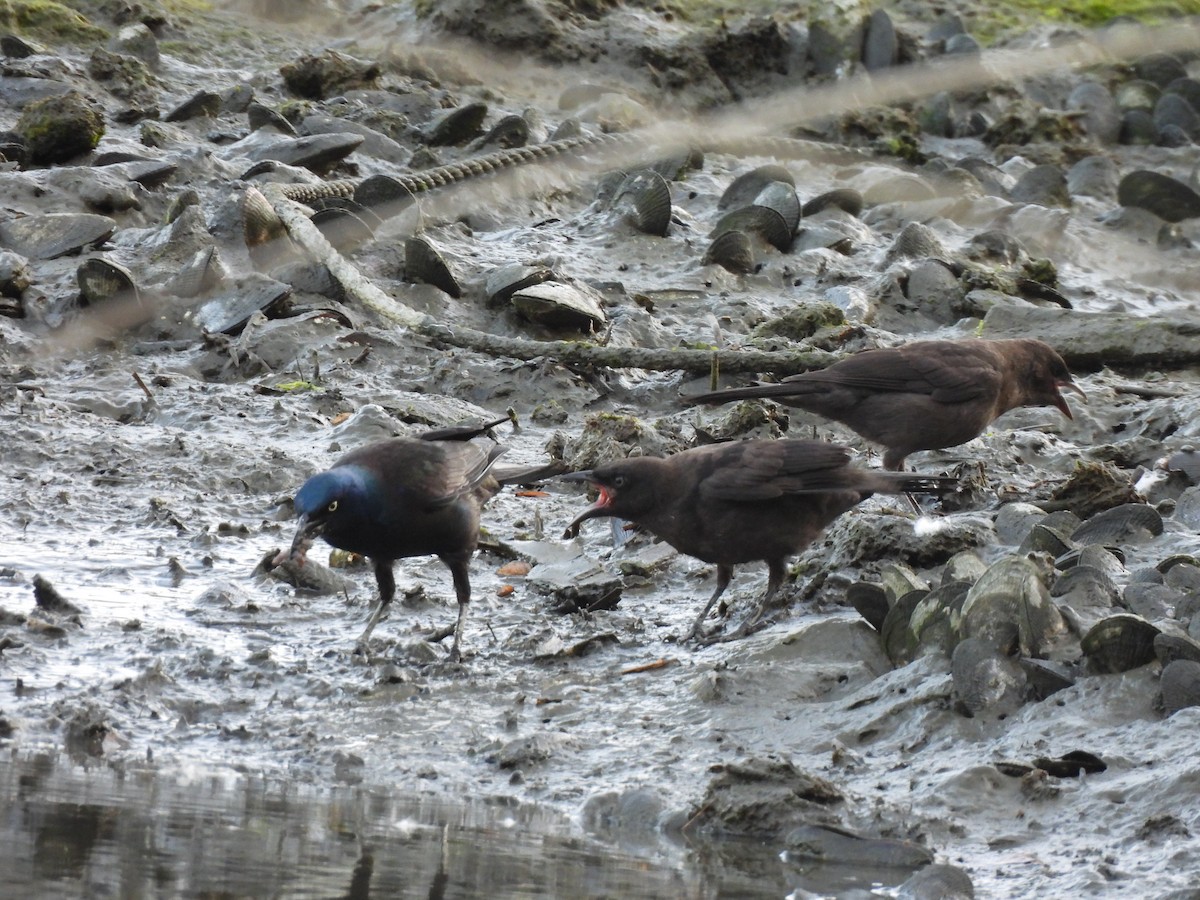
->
left=1053, top=378, right=1087, bottom=419
left=275, top=512, right=322, bottom=566
left=561, top=471, right=617, bottom=536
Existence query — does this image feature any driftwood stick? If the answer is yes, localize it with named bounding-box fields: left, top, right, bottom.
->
left=417, top=320, right=837, bottom=375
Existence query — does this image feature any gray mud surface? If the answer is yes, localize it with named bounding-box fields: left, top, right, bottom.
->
left=4, top=1, right=1200, bottom=896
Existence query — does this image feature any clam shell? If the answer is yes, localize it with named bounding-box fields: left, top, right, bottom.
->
left=752, top=181, right=801, bottom=233
left=76, top=258, right=139, bottom=307
left=241, top=186, right=286, bottom=248
left=0, top=213, right=116, bottom=260
left=251, top=132, right=365, bottom=173
left=354, top=174, right=419, bottom=223
left=801, top=188, right=864, bottom=218
left=646, top=148, right=703, bottom=181
left=404, top=236, right=462, bottom=298
left=1018, top=657, right=1076, bottom=700
left=1080, top=613, right=1160, bottom=674
left=718, top=164, right=795, bottom=210
left=711, top=205, right=792, bottom=252
left=1018, top=522, right=1076, bottom=557
left=309, top=196, right=383, bottom=231
left=164, top=89, right=222, bottom=122
left=908, top=581, right=970, bottom=656
left=701, top=230, right=754, bottom=274
left=954, top=556, right=1064, bottom=658
left=164, top=246, right=227, bottom=298
left=1159, top=658, right=1200, bottom=713
left=613, top=170, right=672, bottom=237
left=485, top=263, right=554, bottom=308
left=1117, top=170, right=1200, bottom=222
left=880, top=588, right=927, bottom=666
left=473, top=113, right=529, bottom=150
left=247, top=101, right=297, bottom=135
left=510, top=280, right=607, bottom=332
left=951, top=636, right=1026, bottom=717
left=1165, top=449, right=1200, bottom=483
left=1071, top=503, right=1163, bottom=545
left=311, top=206, right=374, bottom=254
left=1122, top=582, right=1179, bottom=620
left=424, top=101, right=488, bottom=146
left=847, top=581, right=888, bottom=632
left=193, top=275, right=292, bottom=335
left=1154, top=632, right=1200, bottom=666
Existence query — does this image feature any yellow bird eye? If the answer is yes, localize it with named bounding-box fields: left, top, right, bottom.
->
left=328, top=500, right=338, bottom=512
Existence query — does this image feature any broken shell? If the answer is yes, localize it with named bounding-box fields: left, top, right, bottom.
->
left=1080, top=613, right=1160, bottom=674
left=193, top=275, right=292, bottom=335
left=404, top=236, right=462, bottom=298
left=701, top=230, right=754, bottom=274
left=718, top=164, right=794, bottom=210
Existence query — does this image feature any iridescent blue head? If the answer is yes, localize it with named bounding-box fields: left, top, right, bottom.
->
left=286, top=465, right=380, bottom=560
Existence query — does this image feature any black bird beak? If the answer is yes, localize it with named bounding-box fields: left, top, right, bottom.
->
left=1052, top=378, right=1087, bottom=419
left=275, top=512, right=325, bottom=567
left=560, top=470, right=616, bottom=538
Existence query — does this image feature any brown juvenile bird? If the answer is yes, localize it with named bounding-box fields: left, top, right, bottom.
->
left=685, top=338, right=1085, bottom=471
left=562, top=439, right=957, bottom=642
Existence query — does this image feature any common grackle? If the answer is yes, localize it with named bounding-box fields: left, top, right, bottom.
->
left=280, top=418, right=552, bottom=660
left=685, top=338, right=1084, bottom=470
left=563, top=438, right=957, bottom=642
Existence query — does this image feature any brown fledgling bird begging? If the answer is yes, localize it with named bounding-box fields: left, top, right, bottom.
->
left=562, top=439, right=957, bottom=642
left=685, top=338, right=1085, bottom=471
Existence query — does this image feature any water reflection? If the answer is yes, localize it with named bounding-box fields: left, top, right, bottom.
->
left=2, top=753, right=791, bottom=899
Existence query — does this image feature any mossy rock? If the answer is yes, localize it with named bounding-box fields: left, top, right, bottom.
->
left=15, top=91, right=105, bottom=165
left=0, top=1, right=108, bottom=44
left=749, top=302, right=846, bottom=343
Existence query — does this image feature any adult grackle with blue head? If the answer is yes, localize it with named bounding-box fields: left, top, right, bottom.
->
left=280, top=417, right=556, bottom=660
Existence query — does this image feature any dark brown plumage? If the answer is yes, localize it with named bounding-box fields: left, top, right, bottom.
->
left=685, top=338, right=1084, bottom=470
left=563, top=439, right=957, bottom=641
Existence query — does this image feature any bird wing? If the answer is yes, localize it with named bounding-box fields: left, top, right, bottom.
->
left=353, top=439, right=505, bottom=508
left=698, top=440, right=856, bottom=501
left=786, top=342, right=1002, bottom=403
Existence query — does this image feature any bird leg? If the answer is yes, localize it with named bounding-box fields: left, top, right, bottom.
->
left=445, top=555, right=473, bottom=662
left=356, top=560, right=396, bottom=653
left=709, top=560, right=787, bottom=645
left=683, top=564, right=733, bottom=643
